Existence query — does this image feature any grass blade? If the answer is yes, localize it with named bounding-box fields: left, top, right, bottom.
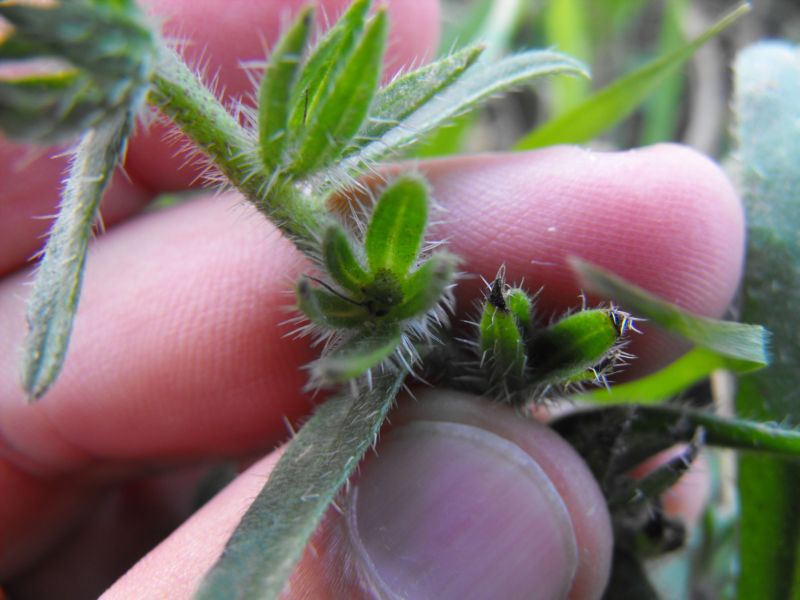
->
left=571, top=258, right=769, bottom=368
left=258, top=6, right=313, bottom=169
left=515, top=3, right=749, bottom=150
left=195, top=369, right=406, bottom=600
left=543, top=0, right=591, bottom=112
left=21, top=110, right=131, bottom=399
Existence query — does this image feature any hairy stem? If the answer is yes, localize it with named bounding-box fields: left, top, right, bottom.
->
left=553, top=405, right=800, bottom=460
left=148, top=46, right=329, bottom=252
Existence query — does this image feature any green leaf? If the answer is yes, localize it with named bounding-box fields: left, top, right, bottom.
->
left=321, top=224, right=369, bottom=296
left=640, top=0, right=688, bottom=144
left=364, top=176, right=428, bottom=277
left=295, top=278, right=368, bottom=329
left=21, top=110, right=132, bottom=400
left=733, top=41, right=800, bottom=600
left=311, top=324, right=402, bottom=384
left=258, top=6, right=313, bottom=170
left=571, top=258, right=769, bottom=368
left=415, top=0, right=525, bottom=158
left=286, top=0, right=370, bottom=137
left=388, top=252, right=457, bottom=321
left=543, top=0, right=591, bottom=112
left=356, top=44, right=484, bottom=145
left=195, top=368, right=406, bottom=600
left=288, top=9, right=386, bottom=175
left=342, top=49, right=588, bottom=169
left=515, top=3, right=749, bottom=150
left=577, top=347, right=757, bottom=405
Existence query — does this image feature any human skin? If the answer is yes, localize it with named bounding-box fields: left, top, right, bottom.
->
left=0, top=1, right=741, bottom=598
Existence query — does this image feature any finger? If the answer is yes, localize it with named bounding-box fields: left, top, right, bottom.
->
left=103, top=393, right=613, bottom=600
left=6, top=465, right=210, bottom=598
left=125, top=0, right=441, bottom=191
left=0, top=144, right=742, bottom=571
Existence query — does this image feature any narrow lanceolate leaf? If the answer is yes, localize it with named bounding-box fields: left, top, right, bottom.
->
left=312, top=324, right=402, bottom=384
left=341, top=49, right=588, bottom=169
left=571, top=258, right=770, bottom=368
left=288, top=9, right=386, bottom=175
left=364, top=176, right=428, bottom=276
left=286, top=0, right=370, bottom=136
left=515, top=3, right=749, bottom=150
left=388, top=252, right=457, bottom=321
left=733, top=41, right=800, bottom=600
left=195, top=368, right=407, bottom=600
left=258, top=6, right=313, bottom=169
left=21, top=110, right=132, bottom=400
left=321, top=224, right=369, bottom=296
left=295, top=278, right=368, bottom=329
left=355, top=44, right=484, bottom=143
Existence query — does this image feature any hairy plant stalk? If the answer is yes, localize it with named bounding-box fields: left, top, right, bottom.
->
left=149, top=46, right=329, bottom=251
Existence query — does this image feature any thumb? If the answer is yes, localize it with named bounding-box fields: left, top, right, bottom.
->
left=103, top=392, right=613, bottom=600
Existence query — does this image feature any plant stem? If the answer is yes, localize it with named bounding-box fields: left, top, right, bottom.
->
left=148, top=46, right=329, bottom=253
left=553, top=405, right=800, bottom=460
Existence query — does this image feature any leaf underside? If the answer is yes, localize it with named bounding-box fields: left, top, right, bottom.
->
left=21, top=110, right=132, bottom=400
left=195, top=368, right=407, bottom=600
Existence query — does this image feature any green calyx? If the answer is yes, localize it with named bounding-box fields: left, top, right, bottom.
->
left=478, top=270, right=533, bottom=395
left=296, top=175, right=456, bottom=385
left=476, top=268, right=639, bottom=402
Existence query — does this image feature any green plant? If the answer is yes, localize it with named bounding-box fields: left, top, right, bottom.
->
left=2, top=1, right=798, bottom=598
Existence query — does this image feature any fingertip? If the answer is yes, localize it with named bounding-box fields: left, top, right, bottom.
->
left=421, top=144, right=745, bottom=373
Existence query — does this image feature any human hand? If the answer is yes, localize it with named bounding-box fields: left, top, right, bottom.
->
left=0, top=1, right=743, bottom=598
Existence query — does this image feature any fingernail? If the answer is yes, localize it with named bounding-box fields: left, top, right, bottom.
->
left=346, top=421, right=578, bottom=599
